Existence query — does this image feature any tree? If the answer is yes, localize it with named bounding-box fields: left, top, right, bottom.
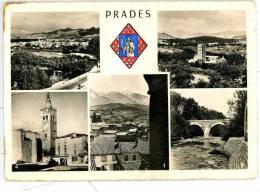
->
left=182, top=98, right=200, bottom=120
left=86, top=36, right=100, bottom=59
left=194, top=79, right=208, bottom=88
left=170, top=91, right=226, bottom=140
left=224, top=90, right=247, bottom=140
left=172, top=63, right=194, bottom=88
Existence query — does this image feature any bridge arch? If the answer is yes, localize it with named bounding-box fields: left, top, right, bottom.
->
left=188, top=119, right=229, bottom=138
left=188, top=123, right=204, bottom=138
left=209, top=123, right=226, bottom=137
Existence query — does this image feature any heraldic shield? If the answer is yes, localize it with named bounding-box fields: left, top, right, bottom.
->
left=110, top=23, right=147, bottom=69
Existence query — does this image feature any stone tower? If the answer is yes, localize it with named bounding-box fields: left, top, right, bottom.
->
left=40, top=93, right=57, bottom=155
left=197, top=44, right=206, bottom=63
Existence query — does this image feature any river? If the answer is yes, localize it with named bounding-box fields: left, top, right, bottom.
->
left=171, top=137, right=228, bottom=170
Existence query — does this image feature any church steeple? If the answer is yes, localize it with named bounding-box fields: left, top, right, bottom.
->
left=46, top=92, right=52, bottom=108
left=41, top=92, right=57, bottom=156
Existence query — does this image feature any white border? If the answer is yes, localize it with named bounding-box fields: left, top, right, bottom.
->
left=3, top=1, right=257, bottom=181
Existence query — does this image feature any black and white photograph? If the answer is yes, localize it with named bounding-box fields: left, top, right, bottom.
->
left=11, top=12, right=99, bottom=90
left=89, top=74, right=169, bottom=170
left=158, top=11, right=247, bottom=88
left=12, top=92, right=88, bottom=171
left=170, top=89, right=247, bottom=170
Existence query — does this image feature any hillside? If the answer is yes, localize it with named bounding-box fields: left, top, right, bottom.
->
left=185, top=36, right=235, bottom=43
left=12, top=27, right=99, bottom=39
left=158, top=32, right=177, bottom=40
left=91, top=103, right=149, bottom=124
left=212, top=31, right=246, bottom=39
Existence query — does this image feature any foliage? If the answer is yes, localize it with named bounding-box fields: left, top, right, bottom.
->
left=11, top=50, right=98, bottom=89
left=170, top=92, right=226, bottom=141
left=91, top=112, right=102, bottom=123
left=86, top=36, right=100, bottom=59
left=224, top=90, right=247, bottom=140
left=158, top=42, right=247, bottom=88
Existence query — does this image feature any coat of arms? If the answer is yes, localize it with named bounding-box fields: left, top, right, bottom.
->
left=110, top=23, right=147, bottom=69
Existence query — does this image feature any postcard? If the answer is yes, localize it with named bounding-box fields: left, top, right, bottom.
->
left=3, top=1, right=257, bottom=180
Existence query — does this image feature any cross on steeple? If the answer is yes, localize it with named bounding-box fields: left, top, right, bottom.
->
left=46, top=92, right=52, bottom=108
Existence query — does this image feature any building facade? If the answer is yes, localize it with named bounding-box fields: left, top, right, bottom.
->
left=197, top=44, right=206, bottom=62
left=40, top=93, right=57, bottom=155
left=12, top=129, right=42, bottom=164
left=55, top=133, right=88, bottom=165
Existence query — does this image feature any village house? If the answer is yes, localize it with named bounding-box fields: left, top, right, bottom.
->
left=12, top=129, right=42, bottom=164
left=55, top=133, right=88, bottom=165
left=90, top=135, right=150, bottom=171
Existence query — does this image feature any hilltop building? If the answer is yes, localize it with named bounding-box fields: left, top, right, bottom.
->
left=12, top=129, right=42, bottom=164
left=188, top=44, right=226, bottom=64
left=40, top=93, right=57, bottom=155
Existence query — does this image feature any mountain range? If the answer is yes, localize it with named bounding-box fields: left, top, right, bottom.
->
left=158, top=31, right=246, bottom=40
left=12, top=27, right=99, bottom=39
left=90, top=89, right=149, bottom=106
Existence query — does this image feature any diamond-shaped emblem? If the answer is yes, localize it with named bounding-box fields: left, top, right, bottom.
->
left=110, top=23, right=147, bottom=69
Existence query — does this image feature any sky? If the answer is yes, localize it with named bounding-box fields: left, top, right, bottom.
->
left=12, top=92, right=88, bottom=136
left=11, top=12, right=99, bottom=36
left=174, top=89, right=238, bottom=117
left=158, top=11, right=245, bottom=38
left=90, top=75, right=149, bottom=95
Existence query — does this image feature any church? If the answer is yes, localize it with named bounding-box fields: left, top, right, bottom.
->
left=12, top=92, right=88, bottom=169
left=40, top=92, right=57, bottom=157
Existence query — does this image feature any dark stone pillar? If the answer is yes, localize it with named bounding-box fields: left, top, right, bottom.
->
left=144, top=74, right=169, bottom=170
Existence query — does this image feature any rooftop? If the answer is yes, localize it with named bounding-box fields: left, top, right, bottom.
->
left=116, top=131, right=129, bottom=136
left=91, top=136, right=149, bottom=156
left=56, top=133, right=87, bottom=139
left=103, top=130, right=119, bottom=134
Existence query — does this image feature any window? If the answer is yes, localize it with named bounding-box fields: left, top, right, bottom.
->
left=124, top=155, right=128, bottom=161
left=72, top=157, right=78, bottom=162
left=43, top=116, right=45, bottom=120
left=64, top=145, right=67, bottom=155
left=74, top=149, right=77, bottom=155
left=46, top=115, right=48, bottom=120
left=44, top=133, right=47, bottom=138
left=101, top=155, right=107, bottom=162
left=57, top=145, right=60, bottom=155
left=132, top=155, right=136, bottom=161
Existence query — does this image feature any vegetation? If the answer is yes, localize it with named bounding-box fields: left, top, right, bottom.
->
left=224, top=90, right=247, bottom=140
left=171, top=90, right=247, bottom=142
left=11, top=51, right=98, bottom=90
left=158, top=38, right=246, bottom=88
left=171, top=92, right=226, bottom=141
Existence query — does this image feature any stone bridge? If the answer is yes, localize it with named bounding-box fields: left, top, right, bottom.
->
left=188, top=119, right=230, bottom=138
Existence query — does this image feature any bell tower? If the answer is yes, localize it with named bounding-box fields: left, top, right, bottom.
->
left=40, top=93, right=57, bottom=156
